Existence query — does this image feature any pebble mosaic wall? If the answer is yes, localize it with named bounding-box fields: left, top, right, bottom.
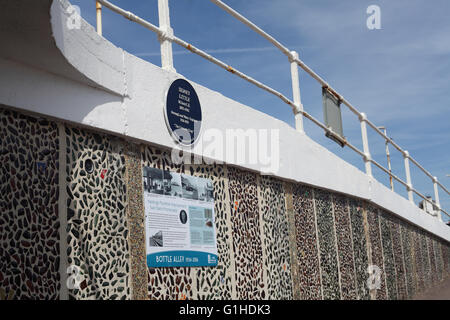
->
left=348, top=198, right=370, bottom=300
left=0, top=107, right=60, bottom=300
left=2, top=107, right=450, bottom=300
left=366, top=205, right=388, bottom=300
left=314, top=189, right=341, bottom=300
left=420, top=230, right=432, bottom=289
left=399, top=221, right=415, bottom=299
left=285, top=183, right=301, bottom=299
left=412, top=226, right=425, bottom=293
left=443, top=245, right=450, bottom=276
left=390, top=216, right=407, bottom=300
left=447, top=245, right=450, bottom=275
left=428, top=237, right=438, bottom=286
left=442, top=242, right=450, bottom=276
left=379, top=211, right=398, bottom=300
left=186, top=163, right=234, bottom=300
left=446, top=245, right=450, bottom=275
left=227, top=167, right=266, bottom=300
left=434, top=238, right=444, bottom=283
left=292, top=184, right=322, bottom=300
left=332, top=194, right=357, bottom=300
left=65, top=126, right=130, bottom=300
left=258, top=176, right=292, bottom=300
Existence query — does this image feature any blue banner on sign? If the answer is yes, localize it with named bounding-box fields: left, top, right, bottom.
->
left=147, top=251, right=218, bottom=268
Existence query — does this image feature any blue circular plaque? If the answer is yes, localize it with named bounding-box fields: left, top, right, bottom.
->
left=164, top=79, right=202, bottom=146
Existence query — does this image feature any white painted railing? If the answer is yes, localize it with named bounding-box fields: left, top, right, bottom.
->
left=93, top=0, right=450, bottom=220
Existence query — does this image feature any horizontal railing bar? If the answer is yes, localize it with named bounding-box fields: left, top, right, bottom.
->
left=209, top=0, right=292, bottom=58
left=171, top=36, right=297, bottom=110
left=293, top=54, right=450, bottom=200
left=97, top=0, right=363, bottom=150
left=437, top=181, right=450, bottom=196
left=410, top=156, right=450, bottom=196
left=371, top=158, right=408, bottom=188
left=208, top=0, right=450, bottom=199
left=96, top=0, right=161, bottom=34
left=292, top=52, right=450, bottom=201
left=292, top=57, right=362, bottom=117
left=96, top=1, right=298, bottom=112
left=345, top=141, right=366, bottom=158
left=365, top=119, right=404, bottom=153
left=295, top=54, right=450, bottom=201
left=209, top=1, right=369, bottom=126
left=409, top=157, right=434, bottom=180
left=412, top=188, right=450, bottom=218
left=96, top=0, right=449, bottom=217
left=370, top=158, right=450, bottom=218
left=366, top=119, right=450, bottom=197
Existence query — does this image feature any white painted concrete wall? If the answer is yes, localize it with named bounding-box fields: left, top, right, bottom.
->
left=0, top=0, right=448, bottom=242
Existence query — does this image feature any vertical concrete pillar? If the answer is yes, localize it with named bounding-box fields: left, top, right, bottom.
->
left=58, top=123, right=68, bottom=300
left=124, top=143, right=148, bottom=300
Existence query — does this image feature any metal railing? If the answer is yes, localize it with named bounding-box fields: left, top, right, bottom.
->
left=93, top=0, right=450, bottom=220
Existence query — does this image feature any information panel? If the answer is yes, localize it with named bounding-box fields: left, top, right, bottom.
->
left=143, top=166, right=218, bottom=267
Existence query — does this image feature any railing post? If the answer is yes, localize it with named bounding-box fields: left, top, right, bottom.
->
left=359, top=113, right=372, bottom=177
left=96, top=1, right=102, bottom=36
left=433, top=176, right=442, bottom=221
left=289, top=51, right=304, bottom=134
left=403, top=150, right=414, bottom=203
left=158, top=0, right=176, bottom=72
left=379, top=127, right=394, bottom=191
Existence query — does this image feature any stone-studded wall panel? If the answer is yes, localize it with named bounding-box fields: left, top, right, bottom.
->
left=258, top=176, right=292, bottom=300
left=292, top=185, right=322, bottom=300
left=187, top=163, right=234, bottom=300
left=366, top=204, right=387, bottom=300
left=400, top=221, right=415, bottom=299
left=314, top=189, right=340, bottom=300
left=427, top=237, right=437, bottom=285
left=442, top=242, right=450, bottom=277
left=412, top=226, right=425, bottom=293
left=433, top=238, right=443, bottom=283
left=446, top=244, right=450, bottom=275
left=447, top=244, right=450, bottom=275
left=65, top=127, right=130, bottom=300
left=389, top=216, right=407, bottom=300
left=0, top=107, right=60, bottom=300
left=420, top=230, right=431, bottom=290
left=227, top=167, right=266, bottom=300
left=332, top=194, right=357, bottom=300
left=348, top=198, right=370, bottom=300
left=379, top=211, right=398, bottom=300
left=443, top=243, right=448, bottom=276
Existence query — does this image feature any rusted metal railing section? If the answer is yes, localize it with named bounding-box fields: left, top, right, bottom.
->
left=93, top=0, right=450, bottom=220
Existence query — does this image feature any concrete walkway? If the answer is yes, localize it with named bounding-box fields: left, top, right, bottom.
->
left=413, top=277, right=450, bottom=300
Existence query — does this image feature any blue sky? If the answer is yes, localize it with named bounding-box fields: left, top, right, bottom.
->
left=72, top=0, right=450, bottom=222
